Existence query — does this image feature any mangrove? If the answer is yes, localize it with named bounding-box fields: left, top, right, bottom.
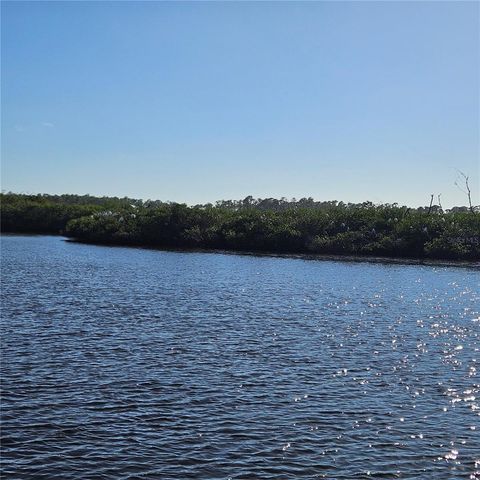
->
left=1, top=193, right=479, bottom=261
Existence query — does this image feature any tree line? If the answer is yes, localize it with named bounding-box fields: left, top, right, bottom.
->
left=1, top=192, right=479, bottom=260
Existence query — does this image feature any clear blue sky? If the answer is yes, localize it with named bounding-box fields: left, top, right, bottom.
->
left=1, top=1, right=479, bottom=207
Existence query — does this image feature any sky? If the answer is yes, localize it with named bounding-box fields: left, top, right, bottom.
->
left=1, top=1, right=479, bottom=207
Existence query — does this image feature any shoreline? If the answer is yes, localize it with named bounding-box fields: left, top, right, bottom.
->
left=64, top=236, right=479, bottom=269
left=3, top=232, right=479, bottom=268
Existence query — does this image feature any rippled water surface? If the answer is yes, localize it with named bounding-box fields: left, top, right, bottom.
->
left=1, top=235, right=479, bottom=479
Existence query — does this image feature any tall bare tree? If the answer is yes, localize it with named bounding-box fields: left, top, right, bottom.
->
left=454, top=170, right=475, bottom=214
left=437, top=194, right=443, bottom=211
left=427, top=194, right=434, bottom=214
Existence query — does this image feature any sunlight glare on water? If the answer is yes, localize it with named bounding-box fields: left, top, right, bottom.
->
left=1, top=236, right=479, bottom=479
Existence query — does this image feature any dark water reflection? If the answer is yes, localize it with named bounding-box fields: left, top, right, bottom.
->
left=1, top=235, right=479, bottom=479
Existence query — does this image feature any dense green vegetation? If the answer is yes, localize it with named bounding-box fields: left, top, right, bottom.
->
left=1, top=193, right=479, bottom=260
left=0, top=193, right=137, bottom=234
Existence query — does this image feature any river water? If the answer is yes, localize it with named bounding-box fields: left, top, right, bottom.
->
left=1, top=235, right=479, bottom=479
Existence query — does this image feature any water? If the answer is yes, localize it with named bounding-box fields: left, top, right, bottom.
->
left=1, top=235, right=479, bottom=479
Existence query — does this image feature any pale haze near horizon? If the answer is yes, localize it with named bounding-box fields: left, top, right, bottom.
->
left=1, top=1, right=479, bottom=208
